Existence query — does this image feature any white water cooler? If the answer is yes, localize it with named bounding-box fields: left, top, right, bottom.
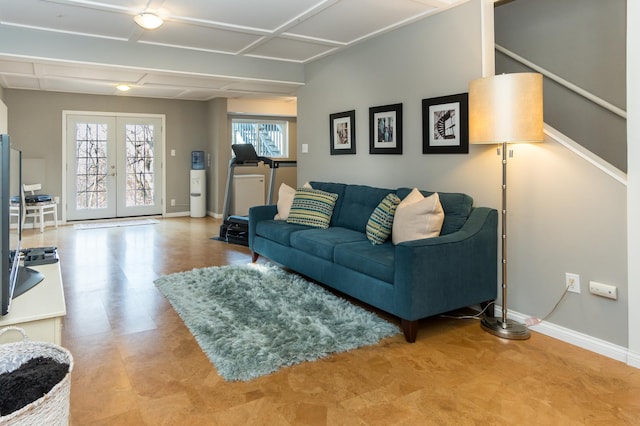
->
left=190, top=169, right=206, bottom=217
left=190, top=151, right=206, bottom=217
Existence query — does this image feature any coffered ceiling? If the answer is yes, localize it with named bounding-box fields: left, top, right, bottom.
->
left=0, top=0, right=469, bottom=100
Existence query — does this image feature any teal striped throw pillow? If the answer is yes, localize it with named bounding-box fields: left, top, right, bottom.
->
left=286, top=188, right=339, bottom=229
left=366, top=193, right=401, bottom=244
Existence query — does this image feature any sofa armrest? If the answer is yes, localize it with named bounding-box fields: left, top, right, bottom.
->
left=393, top=207, right=498, bottom=319
left=248, top=204, right=278, bottom=249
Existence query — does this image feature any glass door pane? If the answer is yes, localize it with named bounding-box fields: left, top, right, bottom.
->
left=66, top=114, right=163, bottom=220
left=66, top=115, right=116, bottom=220
left=116, top=117, right=162, bottom=217
left=75, top=123, right=109, bottom=210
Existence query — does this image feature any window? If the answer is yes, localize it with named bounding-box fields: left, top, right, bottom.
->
left=231, top=118, right=289, bottom=158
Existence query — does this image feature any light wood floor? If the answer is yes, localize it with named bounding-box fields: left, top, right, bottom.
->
left=22, top=217, right=640, bottom=425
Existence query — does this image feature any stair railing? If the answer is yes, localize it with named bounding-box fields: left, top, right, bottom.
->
left=496, top=44, right=626, bottom=119
left=496, top=43, right=627, bottom=185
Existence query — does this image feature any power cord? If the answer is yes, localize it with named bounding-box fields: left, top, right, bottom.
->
left=441, top=285, right=570, bottom=326
left=524, top=285, right=570, bottom=326
left=440, top=302, right=495, bottom=320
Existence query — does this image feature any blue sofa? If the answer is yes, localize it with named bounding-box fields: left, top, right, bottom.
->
left=249, top=182, right=498, bottom=342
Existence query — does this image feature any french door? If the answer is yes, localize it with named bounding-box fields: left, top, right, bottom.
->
left=65, top=113, right=164, bottom=221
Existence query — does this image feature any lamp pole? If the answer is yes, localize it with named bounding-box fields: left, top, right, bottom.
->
left=480, top=142, right=530, bottom=339
left=501, top=142, right=509, bottom=325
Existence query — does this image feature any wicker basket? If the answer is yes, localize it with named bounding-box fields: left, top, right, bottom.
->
left=0, top=327, right=73, bottom=425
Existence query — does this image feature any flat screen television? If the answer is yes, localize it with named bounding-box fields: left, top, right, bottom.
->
left=1, top=134, right=44, bottom=316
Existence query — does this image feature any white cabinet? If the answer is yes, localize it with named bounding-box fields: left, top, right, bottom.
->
left=233, top=174, right=264, bottom=216
left=190, top=169, right=206, bottom=217
left=0, top=262, right=66, bottom=345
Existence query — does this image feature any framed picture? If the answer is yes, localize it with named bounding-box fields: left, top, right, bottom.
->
left=330, top=110, right=356, bottom=155
left=422, top=93, right=468, bottom=154
left=369, top=103, right=402, bottom=155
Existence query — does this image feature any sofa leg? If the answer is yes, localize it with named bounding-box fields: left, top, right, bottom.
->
left=251, top=252, right=260, bottom=263
left=401, top=319, right=418, bottom=343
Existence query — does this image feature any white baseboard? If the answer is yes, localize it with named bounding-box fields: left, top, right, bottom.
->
left=164, top=211, right=190, bottom=218
left=22, top=220, right=58, bottom=231
left=500, top=307, right=636, bottom=367
left=165, top=211, right=221, bottom=218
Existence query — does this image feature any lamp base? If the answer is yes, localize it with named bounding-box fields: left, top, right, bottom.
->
left=481, top=317, right=530, bottom=340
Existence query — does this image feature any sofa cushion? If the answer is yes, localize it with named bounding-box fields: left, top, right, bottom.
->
left=396, top=188, right=472, bottom=235
left=255, top=220, right=309, bottom=247
left=290, top=227, right=366, bottom=261
left=274, top=182, right=311, bottom=220
left=308, top=182, right=347, bottom=227
left=366, top=193, right=401, bottom=244
left=392, top=189, right=444, bottom=244
left=332, top=184, right=394, bottom=233
left=286, top=188, right=339, bottom=229
left=334, top=241, right=395, bottom=283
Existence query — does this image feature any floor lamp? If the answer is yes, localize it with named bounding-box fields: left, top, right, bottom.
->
left=468, top=73, right=544, bottom=340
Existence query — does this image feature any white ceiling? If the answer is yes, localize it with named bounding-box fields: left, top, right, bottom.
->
left=0, top=0, right=468, bottom=101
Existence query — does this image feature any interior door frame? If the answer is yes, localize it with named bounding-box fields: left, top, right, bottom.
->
left=61, top=110, right=167, bottom=223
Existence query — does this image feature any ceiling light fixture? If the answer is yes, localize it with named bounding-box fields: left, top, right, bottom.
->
left=116, top=84, right=131, bottom=92
left=134, top=12, right=164, bottom=30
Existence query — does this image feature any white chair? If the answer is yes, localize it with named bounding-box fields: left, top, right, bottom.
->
left=23, top=183, right=58, bottom=233
left=9, top=199, right=20, bottom=225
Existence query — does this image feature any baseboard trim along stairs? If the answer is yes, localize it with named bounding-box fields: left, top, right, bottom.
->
left=500, top=307, right=639, bottom=368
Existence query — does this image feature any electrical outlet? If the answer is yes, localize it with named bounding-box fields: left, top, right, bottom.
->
left=566, top=272, right=580, bottom=293
left=170, top=199, right=176, bottom=206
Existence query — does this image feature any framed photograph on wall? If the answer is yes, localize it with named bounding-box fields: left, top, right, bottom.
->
left=369, top=103, right=403, bottom=154
left=330, top=110, right=356, bottom=155
left=422, top=93, right=468, bottom=154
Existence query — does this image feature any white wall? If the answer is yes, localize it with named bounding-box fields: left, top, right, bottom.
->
left=298, top=0, right=630, bottom=347
left=627, top=0, right=640, bottom=367
left=0, top=99, right=7, bottom=133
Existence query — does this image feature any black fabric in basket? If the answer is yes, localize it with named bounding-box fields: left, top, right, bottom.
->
left=0, top=357, right=69, bottom=416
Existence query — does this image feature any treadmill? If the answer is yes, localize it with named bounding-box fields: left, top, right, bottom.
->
left=218, top=144, right=296, bottom=245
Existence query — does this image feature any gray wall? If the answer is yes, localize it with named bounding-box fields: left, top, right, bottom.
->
left=3, top=89, right=298, bottom=219
left=298, top=0, right=485, bottom=193
left=208, top=98, right=229, bottom=216
left=298, top=0, right=628, bottom=346
left=4, top=89, right=208, bottom=215
left=495, top=0, right=627, bottom=171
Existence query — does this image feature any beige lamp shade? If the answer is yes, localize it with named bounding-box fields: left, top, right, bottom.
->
left=468, top=73, right=544, bottom=144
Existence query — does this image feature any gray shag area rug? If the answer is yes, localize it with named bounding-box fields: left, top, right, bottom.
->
left=154, top=263, right=399, bottom=381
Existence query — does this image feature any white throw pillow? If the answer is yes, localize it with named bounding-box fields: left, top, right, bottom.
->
left=274, top=182, right=312, bottom=220
left=392, top=188, right=445, bottom=244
